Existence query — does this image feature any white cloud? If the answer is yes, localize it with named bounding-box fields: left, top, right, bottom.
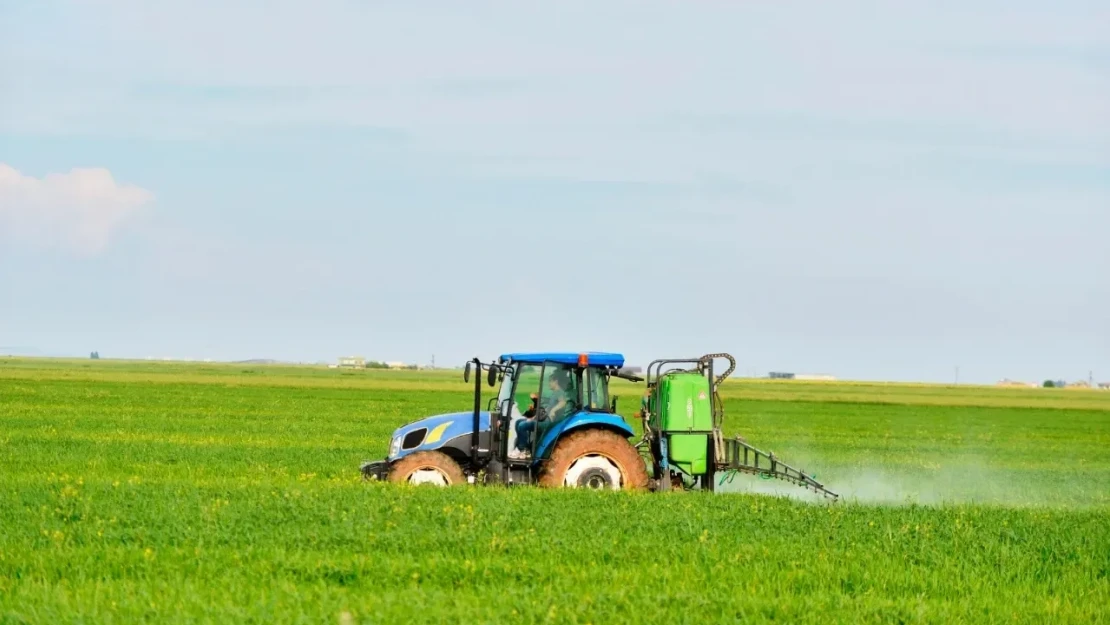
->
left=0, top=163, right=153, bottom=255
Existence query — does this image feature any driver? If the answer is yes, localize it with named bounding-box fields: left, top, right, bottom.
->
left=512, top=370, right=574, bottom=457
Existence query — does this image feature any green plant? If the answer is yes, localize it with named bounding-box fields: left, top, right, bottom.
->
left=1, top=358, right=1107, bottom=623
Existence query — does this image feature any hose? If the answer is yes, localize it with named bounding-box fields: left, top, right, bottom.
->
left=699, top=352, right=736, bottom=391
left=699, top=353, right=735, bottom=429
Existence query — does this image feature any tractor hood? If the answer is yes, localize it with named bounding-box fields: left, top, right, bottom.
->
left=387, top=411, right=491, bottom=460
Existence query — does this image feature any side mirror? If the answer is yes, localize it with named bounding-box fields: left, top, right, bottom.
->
left=487, top=365, right=498, bottom=387
left=463, top=362, right=472, bottom=383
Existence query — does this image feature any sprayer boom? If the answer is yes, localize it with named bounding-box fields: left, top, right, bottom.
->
left=714, top=431, right=839, bottom=501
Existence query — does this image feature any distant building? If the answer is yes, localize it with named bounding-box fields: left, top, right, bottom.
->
left=998, top=379, right=1038, bottom=388
left=338, top=356, right=365, bottom=368
left=768, top=372, right=835, bottom=381
left=1099, top=382, right=1110, bottom=390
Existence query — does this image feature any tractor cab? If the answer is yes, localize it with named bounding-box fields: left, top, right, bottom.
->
left=490, top=352, right=635, bottom=466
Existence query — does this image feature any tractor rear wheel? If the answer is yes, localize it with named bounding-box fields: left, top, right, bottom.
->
left=388, top=451, right=465, bottom=486
left=538, top=429, right=649, bottom=491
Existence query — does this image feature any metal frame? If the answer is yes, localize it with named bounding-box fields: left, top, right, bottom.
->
left=639, top=352, right=838, bottom=499
left=641, top=354, right=734, bottom=491
left=645, top=353, right=735, bottom=427
left=716, top=433, right=838, bottom=500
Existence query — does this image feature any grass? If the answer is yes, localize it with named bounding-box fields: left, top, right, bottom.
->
left=1, top=357, right=1109, bottom=623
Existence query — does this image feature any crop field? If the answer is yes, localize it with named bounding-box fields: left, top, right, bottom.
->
left=2, top=357, right=1109, bottom=623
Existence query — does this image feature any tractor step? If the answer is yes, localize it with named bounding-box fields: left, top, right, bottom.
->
left=714, top=431, right=839, bottom=501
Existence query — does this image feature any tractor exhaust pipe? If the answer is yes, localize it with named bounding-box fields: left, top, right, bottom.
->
left=470, top=357, right=481, bottom=464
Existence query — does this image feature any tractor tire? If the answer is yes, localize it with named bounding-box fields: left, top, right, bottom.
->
left=537, top=429, right=649, bottom=491
left=387, top=451, right=466, bottom=486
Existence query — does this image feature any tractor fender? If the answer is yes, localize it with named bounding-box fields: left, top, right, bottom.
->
left=534, top=412, right=635, bottom=461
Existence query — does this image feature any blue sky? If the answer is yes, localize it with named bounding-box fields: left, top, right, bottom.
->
left=1, top=1, right=1107, bottom=383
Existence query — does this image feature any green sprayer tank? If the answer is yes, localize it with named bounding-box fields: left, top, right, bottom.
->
left=649, top=372, right=713, bottom=475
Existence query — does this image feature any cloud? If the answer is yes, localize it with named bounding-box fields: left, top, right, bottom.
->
left=0, top=163, right=153, bottom=255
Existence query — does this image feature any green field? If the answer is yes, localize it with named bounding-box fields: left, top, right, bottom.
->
left=2, top=358, right=1109, bottom=623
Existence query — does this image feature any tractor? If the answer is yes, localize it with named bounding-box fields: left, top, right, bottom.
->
left=359, top=351, right=838, bottom=499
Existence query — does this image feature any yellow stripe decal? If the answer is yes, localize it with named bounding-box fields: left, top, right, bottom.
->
left=425, top=421, right=452, bottom=445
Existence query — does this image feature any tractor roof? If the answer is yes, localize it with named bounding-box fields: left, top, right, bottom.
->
left=498, top=352, right=625, bottom=368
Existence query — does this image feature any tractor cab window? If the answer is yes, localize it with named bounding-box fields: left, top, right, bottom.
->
left=511, top=364, right=543, bottom=416
left=584, top=367, right=610, bottom=412
left=495, top=366, right=515, bottom=413
left=538, top=362, right=580, bottom=424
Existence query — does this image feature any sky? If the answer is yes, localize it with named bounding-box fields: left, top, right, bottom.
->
left=1, top=1, right=1107, bottom=383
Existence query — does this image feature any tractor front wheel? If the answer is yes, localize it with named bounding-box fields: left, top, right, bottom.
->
left=388, top=451, right=465, bottom=486
left=538, top=429, right=649, bottom=491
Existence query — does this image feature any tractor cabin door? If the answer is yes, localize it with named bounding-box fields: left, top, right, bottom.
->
left=532, top=360, right=582, bottom=457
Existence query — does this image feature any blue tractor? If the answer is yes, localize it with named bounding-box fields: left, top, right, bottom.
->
left=360, top=351, right=839, bottom=498
left=360, top=352, right=651, bottom=489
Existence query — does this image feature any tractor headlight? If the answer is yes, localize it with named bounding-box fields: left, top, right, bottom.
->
left=388, top=435, right=401, bottom=459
